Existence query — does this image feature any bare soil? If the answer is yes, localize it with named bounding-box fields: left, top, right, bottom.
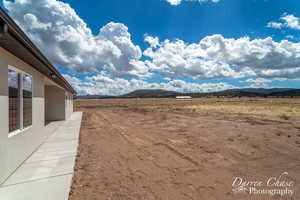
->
left=69, top=98, right=300, bottom=200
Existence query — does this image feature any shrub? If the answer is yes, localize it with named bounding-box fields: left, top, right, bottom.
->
left=278, top=113, right=290, bottom=120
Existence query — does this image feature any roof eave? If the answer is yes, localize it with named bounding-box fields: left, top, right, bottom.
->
left=0, top=7, right=76, bottom=94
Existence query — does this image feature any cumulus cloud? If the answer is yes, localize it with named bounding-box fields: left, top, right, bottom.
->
left=258, top=67, right=300, bottom=79
left=166, top=0, right=182, bottom=6
left=144, top=34, right=300, bottom=79
left=63, top=74, right=96, bottom=95
left=267, top=22, right=283, bottom=29
left=242, top=78, right=272, bottom=84
left=240, top=78, right=272, bottom=88
left=5, top=0, right=300, bottom=95
left=67, top=73, right=235, bottom=95
left=285, top=35, right=295, bottom=40
left=3, top=0, right=149, bottom=77
left=165, top=0, right=220, bottom=6
left=281, top=14, right=300, bottom=30
left=267, top=13, right=300, bottom=30
left=144, top=36, right=160, bottom=48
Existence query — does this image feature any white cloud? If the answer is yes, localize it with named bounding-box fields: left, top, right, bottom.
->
left=240, top=78, right=272, bottom=88
left=165, top=0, right=220, bottom=6
left=281, top=14, right=300, bottom=30
left=267, top=22, right=283, bottom=29
left=5, top=0, right=300, bottom=95
left=63, top=74, right=96, bottom=95
left=285, top=35, right=295, bottom=40
left=258, top=67, right=300, bottom=79
left=145, top=36, right=160, bottom=48
left=143, top=34, right=300, bottom=79
left=267, top=14, right=300, bottom=30
left=166, top=0, right=182, bottom=6
left=4, top=0, right=150, bottom=78
left=242, top=78, right=272, bottom=84
left=80, top=74, right=235, bottom=95
left=64, top=73, right=235, bottom=95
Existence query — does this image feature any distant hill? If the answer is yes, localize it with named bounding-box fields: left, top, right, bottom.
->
left=74, top=95, right=112, bottom=99
left=121, top=88, right=300, bottom=98
left=121, top=89, right=181, bottom=98
left=268, top=89, right=300, bottom=97
left=74, top=88, right=300, bottom=99
left=224, top=88, right=294, bottom=93
left=194, top=88, right=300, bottom=98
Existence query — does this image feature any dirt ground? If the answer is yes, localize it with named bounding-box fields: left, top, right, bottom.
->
left=69, top=98, right=300, bottom=200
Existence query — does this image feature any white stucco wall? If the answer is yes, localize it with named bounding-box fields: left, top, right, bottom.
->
left=0, top=57, right=9, bottom=185
left=44, top=87, right=74, bottom=121
left=65, top=92, right=74, bottom=120
left=45, top=85, right=66, bottom=121
left=0, top=47, right=74, bottom=184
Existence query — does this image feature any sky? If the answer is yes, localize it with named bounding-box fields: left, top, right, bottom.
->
left=1, top=0, right=300, bottom=95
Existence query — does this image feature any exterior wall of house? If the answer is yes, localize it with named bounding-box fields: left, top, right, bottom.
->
left=45, top=85, right=66, bottom=121
left=0, top=47, right=74, bottom=184
left=0, top=55, right=9, bottom=185
left=65, top=92, right=74, bottom=120
left=44, top=87, right=74, bottom=121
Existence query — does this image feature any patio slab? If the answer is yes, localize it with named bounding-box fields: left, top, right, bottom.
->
left=0, top=112, right=82, bottom=200
left=0, top=175, right=73, bottom=200
left=3, top=156, right=76, bottom=186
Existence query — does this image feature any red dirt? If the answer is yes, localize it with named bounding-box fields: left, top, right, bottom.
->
left=69, top=99, right=300, bottom=200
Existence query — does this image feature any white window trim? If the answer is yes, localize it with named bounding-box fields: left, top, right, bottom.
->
left=8, top=66, right=33, bottom=138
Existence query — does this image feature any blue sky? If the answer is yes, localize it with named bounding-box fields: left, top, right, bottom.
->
left=2, top=0, right=300, bottom=95
left=59, top=0, right=299, bottom=44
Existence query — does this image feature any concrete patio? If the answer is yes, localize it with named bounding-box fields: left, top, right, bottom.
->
left=0, top=112, right=82, bottom=200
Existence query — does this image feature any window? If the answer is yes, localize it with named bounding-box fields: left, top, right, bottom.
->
left=8, top=69, right=20, bottom=133
left=23, top=73, right=32, bottom=128
left=8, top=68, right=33, bottom=135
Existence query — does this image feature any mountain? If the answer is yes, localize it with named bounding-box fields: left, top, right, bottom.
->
left=74, top=88, right=300, bottom=99
left=224, top=88, right=294, bottom=93
left=199, top=88, right=300, bottom=98
left=121, top=89, right=181, bottom=98
left=74, top=95, right=112, bottom=99
left=121, top=88, right=300, bottom=98
left=268, top=89, right=300, bottom=97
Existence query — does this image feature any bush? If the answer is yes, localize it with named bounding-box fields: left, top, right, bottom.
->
left=279, top=113, right=290, bottom=120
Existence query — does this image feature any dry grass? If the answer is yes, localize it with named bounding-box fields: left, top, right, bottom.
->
left=76, top=97, right=300, bottom=121
left=71, top=97, right=300, bottom=200
left=186, top=102, right=300, bottom=120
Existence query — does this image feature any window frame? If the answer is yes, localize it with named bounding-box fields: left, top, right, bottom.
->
left=8, top=66, right=33, bottom=138
left=23, top=72, right=33, bottom=129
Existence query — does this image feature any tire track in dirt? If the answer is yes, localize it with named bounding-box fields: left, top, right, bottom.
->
left=97, top=109, right=201, bottom=169
left=153, top=142, right=199, bottom=167
left=71, top=102, right=300, bottom=200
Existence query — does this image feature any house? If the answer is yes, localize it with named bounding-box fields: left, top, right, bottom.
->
left=176, top=96, right=192, bottom=99
left=0, top=8, right=76, bottom=184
